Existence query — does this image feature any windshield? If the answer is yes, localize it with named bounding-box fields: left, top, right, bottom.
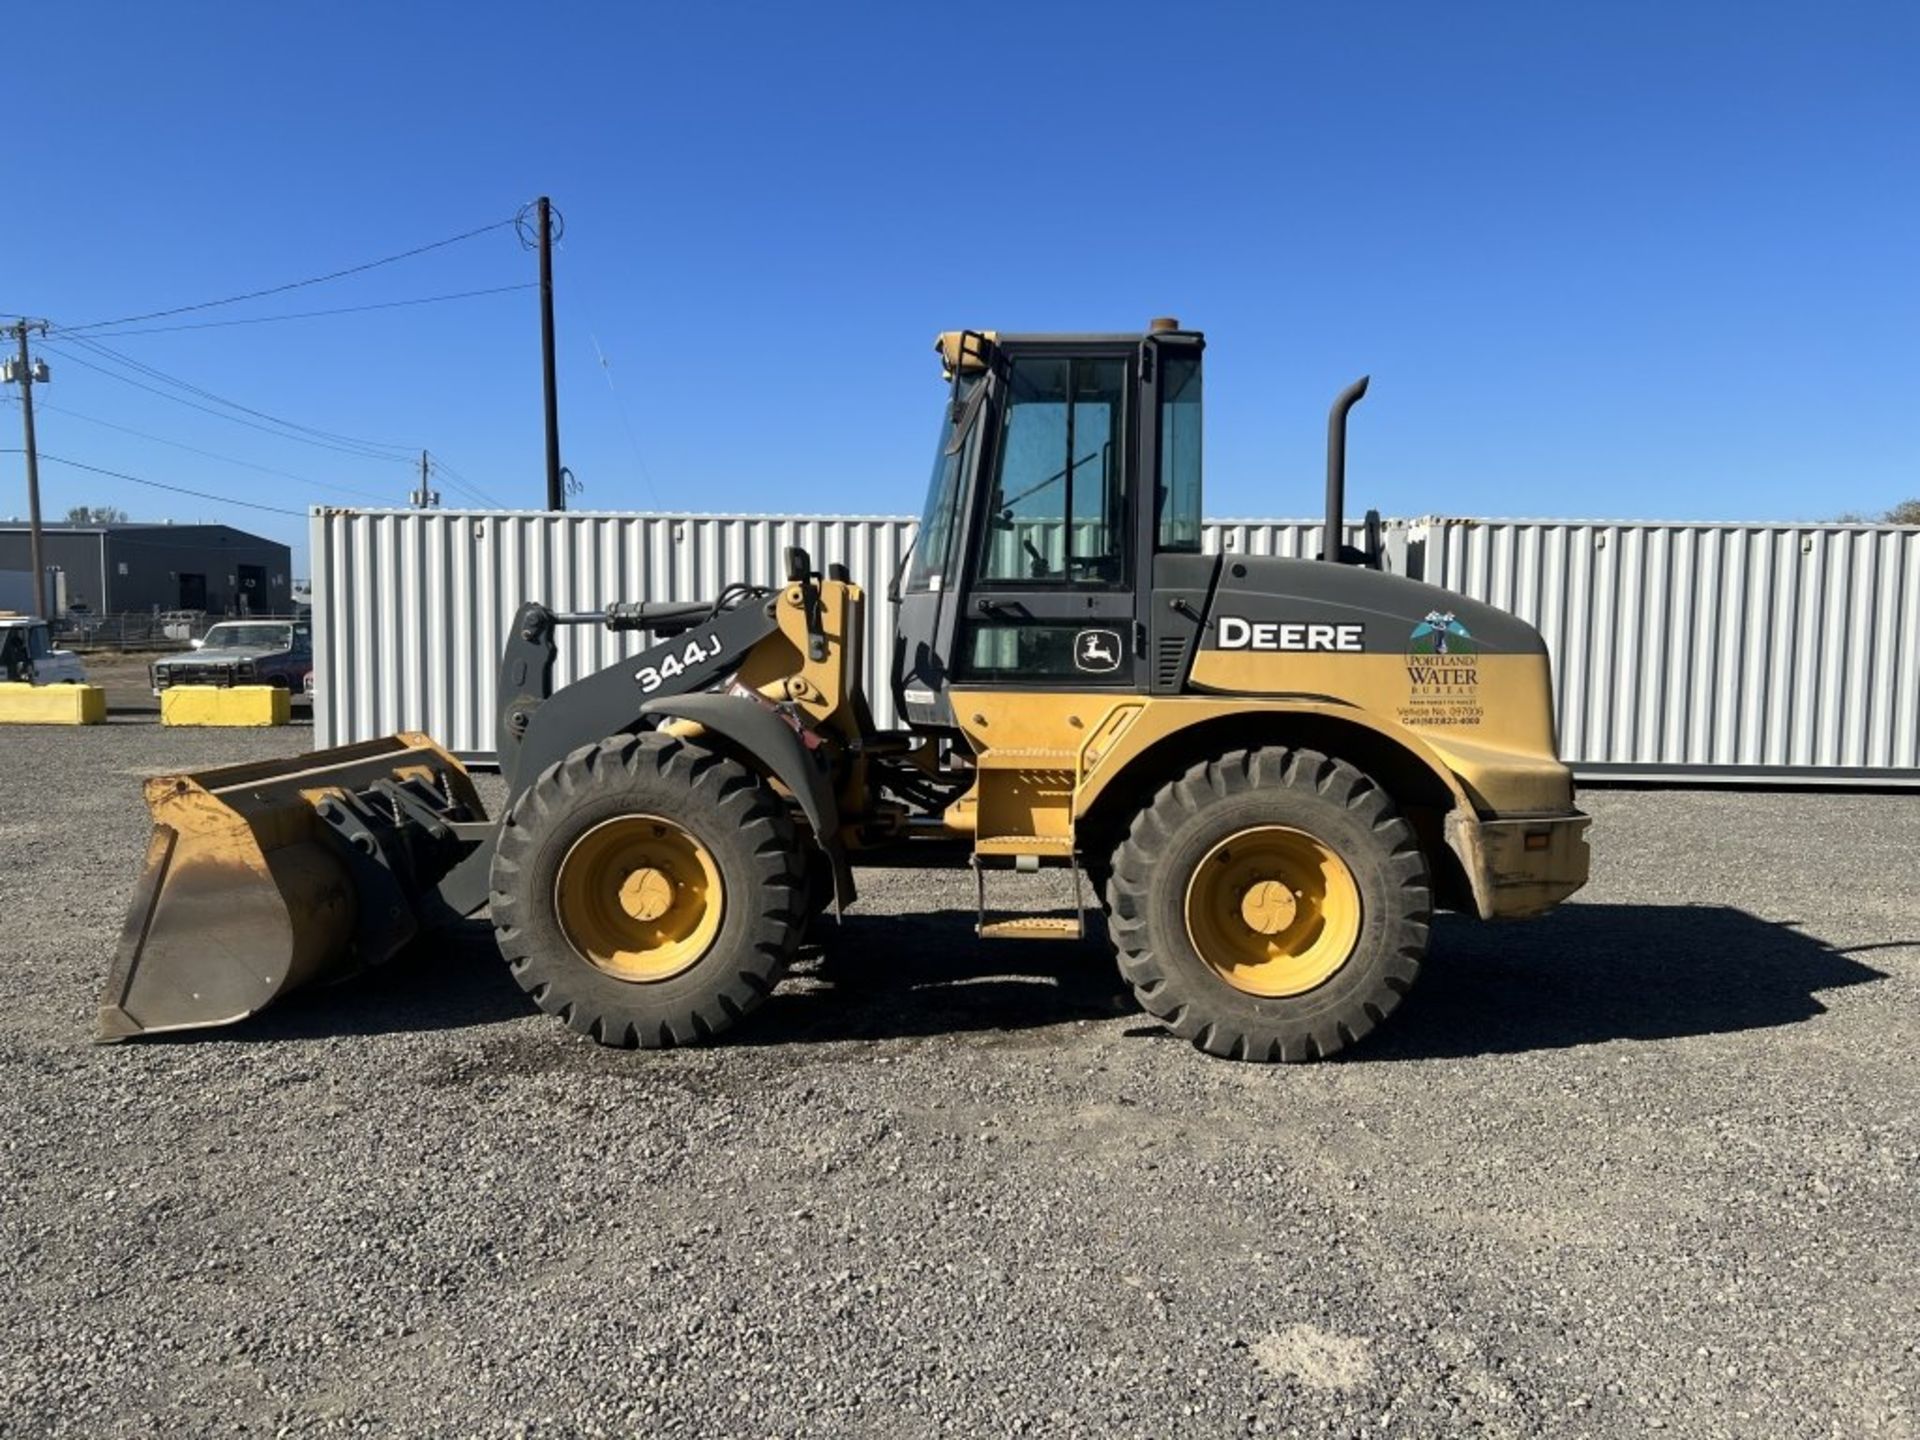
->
left=906, top=375, right=984, bottom=592
left=202, top=623, right=296, bottom=651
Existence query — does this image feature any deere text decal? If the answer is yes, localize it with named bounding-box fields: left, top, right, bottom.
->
left=1216, top=617, right=1365, bottom=652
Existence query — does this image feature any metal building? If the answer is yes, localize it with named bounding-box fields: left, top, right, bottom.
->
left=0, top=521, right=294, bottom=616
left=312, top=508, right=1920, bottom=785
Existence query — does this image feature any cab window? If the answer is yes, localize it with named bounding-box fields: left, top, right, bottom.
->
left=974, top=356, right=1128, bottom=587
left=1157, top=354, right=1203, bottom=551
left=907, top=375, right=983, bottom=592
left=28, top=624, right=51, bottom=659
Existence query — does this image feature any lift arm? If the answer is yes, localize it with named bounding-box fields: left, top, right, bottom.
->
left=496, top=598, right=782, bottom=800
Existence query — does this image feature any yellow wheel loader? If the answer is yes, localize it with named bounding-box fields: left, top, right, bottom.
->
left=100, top=320, right=1590, bottom=1062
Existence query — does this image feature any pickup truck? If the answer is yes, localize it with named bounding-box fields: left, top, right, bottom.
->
left=150, top=619, right=313, bottom=700
left=0, top=613, right=87, bottom=683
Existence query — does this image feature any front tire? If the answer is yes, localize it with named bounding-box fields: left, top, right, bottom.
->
left=490, top=732, right=804, bottom=1048
left=1108, top=747, right=1430, bottom=1062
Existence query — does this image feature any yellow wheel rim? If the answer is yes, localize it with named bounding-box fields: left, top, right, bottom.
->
left=554, top=814, right=724, bottom=982
left=1183, top=825, right=1362, bottom=997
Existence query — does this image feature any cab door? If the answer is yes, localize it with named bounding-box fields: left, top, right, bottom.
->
left=954, top=347, right=1140, bottom=690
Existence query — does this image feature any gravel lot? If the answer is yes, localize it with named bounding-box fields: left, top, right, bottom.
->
left=1, top=719, right=1915, bottom=1438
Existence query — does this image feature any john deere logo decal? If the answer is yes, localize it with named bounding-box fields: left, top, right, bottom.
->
left=1074, top=629, right=1123, bottom=673
left=1400, top=610, right=1483, bottom=728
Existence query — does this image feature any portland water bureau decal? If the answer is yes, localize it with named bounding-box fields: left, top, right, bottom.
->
left=1399, top=610, right=1484, bottom=728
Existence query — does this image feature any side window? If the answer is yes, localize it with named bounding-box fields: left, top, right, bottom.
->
left=28, top=625, right=51, bottom=659
left=1157, top=354, right=1202, bottom=551
left=907, top=376, right=983, bottom=592
left=961, top=621, right=1127, bottom=679
left=976, top=356, right=1128, bottom=587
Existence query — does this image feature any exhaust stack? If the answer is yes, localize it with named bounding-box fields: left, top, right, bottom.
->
left=1324, top=375, right=1370, bottom=562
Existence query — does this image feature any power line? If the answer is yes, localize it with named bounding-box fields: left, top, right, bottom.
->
left=58, top=216, right=518, bottom=334
left=17, top=397, right=406, bottom=505
left=1, top=449, right=306, bottom=517
left=588, top=328, right=664, bottom=510
left=424, top=455, right=503, bottom=509
left=40, top=338, right=418, bottom=464
left=34, top=329, right=512, bottom=511
left=73, top=282, right=537, bottom=340
left=56, top=332, right=418, bottom=456
left=558, top=234, right=661, bottom=509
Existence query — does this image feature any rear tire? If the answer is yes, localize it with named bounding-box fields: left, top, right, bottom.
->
left=1108, top=747, right=1429, bottom=1062
left=490, top=732, right=804, bottom=1048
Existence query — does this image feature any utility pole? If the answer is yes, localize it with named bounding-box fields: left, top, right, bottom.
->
left=536, top=196, right=563, bottom=511
left=410, top=449, right=439, bottom=508
left=7, top=320, right=50, bottom=619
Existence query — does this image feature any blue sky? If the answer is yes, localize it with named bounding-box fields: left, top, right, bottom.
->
left=5, top=2, right=1915, bottom=573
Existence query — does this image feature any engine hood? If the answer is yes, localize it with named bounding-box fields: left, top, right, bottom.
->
left=1203, top=556, right=1543, bottom=658
left=1184, top=555, right=1570, bottom=813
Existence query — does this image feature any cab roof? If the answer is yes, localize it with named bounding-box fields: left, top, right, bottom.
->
left=935, top=320, right=1202, bottom=378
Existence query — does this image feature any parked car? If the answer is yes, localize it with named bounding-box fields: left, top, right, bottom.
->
left=0, top=613, right=88, bottom=683
left=150, top=619, right=312, bottom=700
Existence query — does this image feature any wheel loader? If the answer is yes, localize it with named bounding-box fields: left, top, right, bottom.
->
left=99, top=320, right=1590, bottom=1062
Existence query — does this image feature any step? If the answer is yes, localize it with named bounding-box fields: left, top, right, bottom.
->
left=977, top=917, right=1084, bottom=941
left=976, top=747, right=1079, bottom=771
left=974, top=835, right=1076, bottom=858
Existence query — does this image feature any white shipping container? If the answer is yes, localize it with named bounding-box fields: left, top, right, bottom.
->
left=312, top=509, right=1920, bottom=784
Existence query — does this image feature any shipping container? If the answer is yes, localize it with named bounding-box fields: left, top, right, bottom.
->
left=312, top=509, right=1920, bottom=784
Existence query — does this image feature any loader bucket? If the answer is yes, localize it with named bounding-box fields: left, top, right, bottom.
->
left=97, top=733, right=487, bottom=1041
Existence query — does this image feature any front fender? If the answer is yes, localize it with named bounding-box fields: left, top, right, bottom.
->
left=638, top=692, right=855, bottom=909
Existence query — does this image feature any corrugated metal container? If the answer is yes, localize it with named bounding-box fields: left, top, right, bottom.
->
left=314, top=510, right=912, bottom=752
left=1422, top=519, right=1920, bottom=779
left=313, top=509, right=1920, bottom=784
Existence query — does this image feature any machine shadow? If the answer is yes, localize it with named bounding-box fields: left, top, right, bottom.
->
left=219, top=908, right=1132, bottom=1046
left=210, top=901, right=1892, bottom=1058
left=1363, top=903, right=1893, bottom=1062
left=739, top=911, right=1135, bottom=1046
left=189, top=922, right=538, bottom=1042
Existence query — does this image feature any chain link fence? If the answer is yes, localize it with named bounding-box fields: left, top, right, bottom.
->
left=52, top=610, right=308, bottom=653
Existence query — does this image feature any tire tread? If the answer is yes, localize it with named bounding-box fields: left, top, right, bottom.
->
left=490, top=731, right=802, bottom=1050
left=1107, top=745, right=1431, bottom=1063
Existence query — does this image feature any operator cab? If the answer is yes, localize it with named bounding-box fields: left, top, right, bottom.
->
left=893, top=320, right=1210, bottom=731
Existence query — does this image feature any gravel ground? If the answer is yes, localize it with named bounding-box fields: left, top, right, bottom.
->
left=1, top=719, right=1915, bottom=1439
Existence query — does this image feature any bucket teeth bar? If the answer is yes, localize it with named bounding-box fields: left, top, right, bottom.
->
left=96, top=733, right=487, bottom=1042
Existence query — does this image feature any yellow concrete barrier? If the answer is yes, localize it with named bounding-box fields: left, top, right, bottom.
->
left=0, top=682, right=107, bottom=725
left=160, top=685, right=291, bottom=728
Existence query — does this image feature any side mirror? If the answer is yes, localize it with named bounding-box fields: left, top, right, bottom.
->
left=190, top=637, right=205, bottom=650
left=783, top=546, right=812, bottom=583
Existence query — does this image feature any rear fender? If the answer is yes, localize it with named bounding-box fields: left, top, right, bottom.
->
left=1073, top=697, right=1475, bottom=818
left=639, top=692, right=855, bottom=908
